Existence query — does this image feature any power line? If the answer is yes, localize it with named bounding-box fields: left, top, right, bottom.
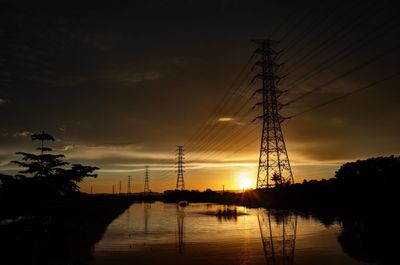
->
left=172, top=72, right=398, bottom=188
left=202, top=75, right=400, bottom=169
left=158, top=3, right=398, bottom=190
left=266, top=1, right=303, bottom=39
left=184, top=55, right=254, bottom=145
left=284, top=16, right=398, bottom=91
left=278, top=0, right=325, bottom=43
left=282, top=0, right=371, bottom=59
left=186, top=96, right=255, bottom=160
left=287, top=73, right=400, bottom=119
left=186, top=69, right=253, bottom=149
left=284, top=42, right=400, bottom=106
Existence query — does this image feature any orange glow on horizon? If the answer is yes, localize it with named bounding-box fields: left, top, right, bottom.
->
left=237, top=171, right=253, bottom=190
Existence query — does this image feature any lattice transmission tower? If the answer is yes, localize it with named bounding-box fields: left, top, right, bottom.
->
left=144, top=165, right=150, bottom=195
left=127, top=175, right=132, bottom=194
left=252, top=39, right=294, bottom=188
left=175, top=145, right=185, bottom=190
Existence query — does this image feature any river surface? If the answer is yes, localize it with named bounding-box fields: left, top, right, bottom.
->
left=89, top=202, right=370, bottom=265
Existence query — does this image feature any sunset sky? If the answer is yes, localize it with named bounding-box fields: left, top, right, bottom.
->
left=1, top=0, right=399, bottom=193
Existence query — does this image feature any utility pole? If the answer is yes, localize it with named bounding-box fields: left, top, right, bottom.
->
left=119, top=180, right=122, bottom=194
left=252, top=39, right=294, bottom=188
left=127, top=175, right=132, bottom=194
left=144, top=166, right=150, bottom=195
left=222, top=185, right=225, bottom=193
left=112, top=184, right=115, bottom=194
left=90, top=185, right=93, bottom=194
left=175, top=145, right=185, bottom=190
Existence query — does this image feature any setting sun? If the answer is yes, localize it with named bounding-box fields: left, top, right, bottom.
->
left=238, top=172, right=253, bottom=190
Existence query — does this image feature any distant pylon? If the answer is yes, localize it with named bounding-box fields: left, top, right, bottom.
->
left=127, top=175, right=132, bottom=194
left=119, top=180, right=122, bottom=194
left=175, top=145, right=185, bottom=190
left=144, top=166, right=150, bottom=195
left=252, top=39, right=294, bottom=188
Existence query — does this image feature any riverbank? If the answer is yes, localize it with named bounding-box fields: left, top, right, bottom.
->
left=0, top=193, right=395, bottom=265
left=0, top=195, right=134, bottom=265
left=161, top=179, right=396, bottom=213
left=163, top=156, right=399, bottom=213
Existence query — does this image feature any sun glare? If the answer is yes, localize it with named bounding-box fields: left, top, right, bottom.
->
left=237, top=172, right=253, bottom=190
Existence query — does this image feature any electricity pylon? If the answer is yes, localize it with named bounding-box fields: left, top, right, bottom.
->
left=144, top=166, right=150, bottom=195
left=252, top=39, right=294, bottom=188
left=127, top=175, right=132, bottom=194
left=176, top=145, right=185, bottom=190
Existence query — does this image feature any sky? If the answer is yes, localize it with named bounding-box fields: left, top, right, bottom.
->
left=0, top=0, right=399, bottom=193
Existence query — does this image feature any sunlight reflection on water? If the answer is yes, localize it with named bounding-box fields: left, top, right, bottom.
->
left=90, top=202, right=369, bottom=265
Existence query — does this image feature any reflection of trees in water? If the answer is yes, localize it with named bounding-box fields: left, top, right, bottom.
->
left=299, top=210, right=395, bottom=265
left=143, top=203, right=151, bottom=233
left=216, top=205, right=238, bottom=222
left=257, top=209, right=297, bottom=265
left=176, top=205, right=185, bottom=254
left=337, top=214, right=395, bottom=265
left=0, top=199, right=132, bottom=265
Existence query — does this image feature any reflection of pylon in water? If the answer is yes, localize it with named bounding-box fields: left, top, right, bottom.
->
left=144, top=203, right=151, bottom=233
left=257, top=209, right=297, bottom=265
left=176, top=206, right=185, bottom=254
left=126, top=207, right=134, bottom=249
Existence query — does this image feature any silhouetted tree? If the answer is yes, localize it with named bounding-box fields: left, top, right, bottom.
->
left=12, top=131, right=66, bottom=179
left=335, top=156, right=399, bottom=187
left=271, top=172, right=282, bottom=186
left=32, top=131, right=55, bottom=154
left=0, top=131, right=98, bottom=201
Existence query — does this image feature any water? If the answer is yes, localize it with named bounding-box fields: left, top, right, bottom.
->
left=89, top=202, right=370, bottom=265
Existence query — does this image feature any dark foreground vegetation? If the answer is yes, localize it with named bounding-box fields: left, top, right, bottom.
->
left=0, top=195, right=134, bottom=265
left=0, top=132, right=135, bottom=264
left=0, top=131, right=99, bottom=216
